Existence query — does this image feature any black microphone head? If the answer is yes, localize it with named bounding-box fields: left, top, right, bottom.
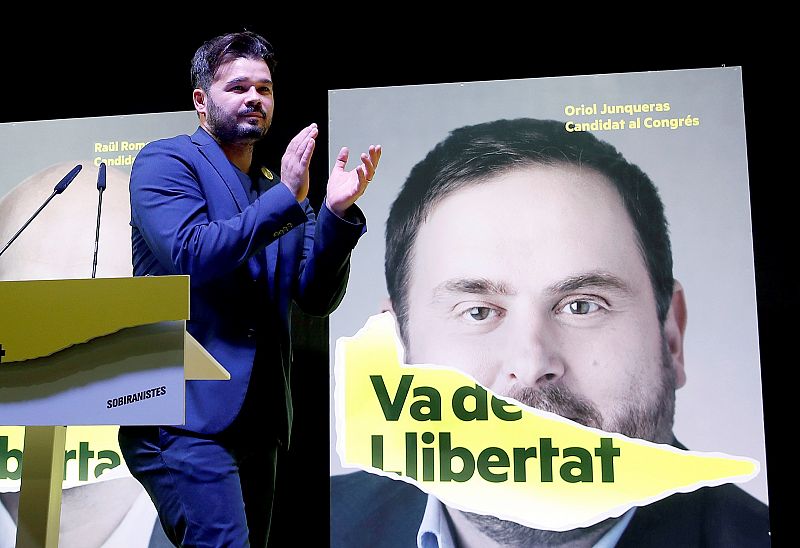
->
left=97, top=162, right=107, bottom=191
left=53, top=164, right=82, bottom=194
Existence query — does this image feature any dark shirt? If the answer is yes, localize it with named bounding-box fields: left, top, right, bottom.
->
left=233, top=165, right=267, bottom=204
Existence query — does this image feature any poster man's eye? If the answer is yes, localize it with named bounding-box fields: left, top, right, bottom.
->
left=466, top=306, right=494, bottom=321
left=563, top=300, right=600, bottom=315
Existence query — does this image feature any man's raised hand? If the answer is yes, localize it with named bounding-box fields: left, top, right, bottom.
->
left=326, top=144, right=382, bottom=217
left=281, top=123, right=318, bottom=202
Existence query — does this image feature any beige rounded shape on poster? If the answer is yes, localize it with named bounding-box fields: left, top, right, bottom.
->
left=0, top=161, right=148, bottom=547
left=0, top=161, right=132, bottom=281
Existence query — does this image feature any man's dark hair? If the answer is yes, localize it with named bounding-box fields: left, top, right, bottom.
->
left=386, top=118, right=674, bottom=341
left=190, top=31, right=276, bottom=91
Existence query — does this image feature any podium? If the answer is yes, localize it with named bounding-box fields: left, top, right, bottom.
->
left=0, top=276, right=228, bottom=547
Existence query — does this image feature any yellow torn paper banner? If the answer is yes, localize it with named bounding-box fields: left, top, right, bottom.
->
left=334, top=313, right=759, bottom=531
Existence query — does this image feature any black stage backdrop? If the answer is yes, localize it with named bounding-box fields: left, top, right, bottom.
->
left=0, top=16, right=790, bottom=546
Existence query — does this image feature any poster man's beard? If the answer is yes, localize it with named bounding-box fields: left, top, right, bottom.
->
left=457, top=339, right=678, bottom=546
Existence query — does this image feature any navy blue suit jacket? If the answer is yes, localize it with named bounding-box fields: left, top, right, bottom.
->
left=130, top=127, right=364, bottom=441
left=330, top=471, right=771, bottom=547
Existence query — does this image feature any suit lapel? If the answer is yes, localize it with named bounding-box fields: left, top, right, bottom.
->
left=192, top=127, right=269, bottom=283
left=191, top=127, right=249, bottom=212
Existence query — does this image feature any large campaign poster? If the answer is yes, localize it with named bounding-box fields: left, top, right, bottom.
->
left=0, top=111, right=197, bottom=547
left=329, top=68, right=769, bottom=544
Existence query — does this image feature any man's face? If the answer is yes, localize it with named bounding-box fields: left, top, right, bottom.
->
left=196, top=56, right=274, bottom=145
left=402, top=164, right=685, bottom=444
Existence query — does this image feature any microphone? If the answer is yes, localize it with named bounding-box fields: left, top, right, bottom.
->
left=91, top=163, right=106, bottom=278
left=96, top=162, right=106, bottom=191
left=0, top=164, right=82, bottom=258
left=54, top=164, right=83, bottom=194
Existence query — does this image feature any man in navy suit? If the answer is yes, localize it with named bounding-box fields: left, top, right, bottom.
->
left=119, top=31, right=380, bottom=547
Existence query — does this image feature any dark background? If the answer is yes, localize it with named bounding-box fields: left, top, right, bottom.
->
left=0, top=15, right=790, bottom=546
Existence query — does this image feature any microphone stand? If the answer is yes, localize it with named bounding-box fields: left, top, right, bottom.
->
left=0, top=164, right=82, bottom=258
left=91, top=163, right=106, bottom=279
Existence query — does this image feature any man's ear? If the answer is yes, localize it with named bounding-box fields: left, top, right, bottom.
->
left=663, top=280, right=688, bottom=388
left=193, top=88, right=207, bottom=118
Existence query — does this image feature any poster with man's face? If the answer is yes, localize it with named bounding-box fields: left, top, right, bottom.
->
left=0, top=111, right=197, bottom=547
left=328, top=68, right=767, bottom=543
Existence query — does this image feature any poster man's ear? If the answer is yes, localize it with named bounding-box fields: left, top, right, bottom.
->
left=664, top=280, right=688, bottom=388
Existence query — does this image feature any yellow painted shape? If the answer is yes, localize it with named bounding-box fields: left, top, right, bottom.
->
left=0, top=276, right=189, bottom=363
left=334, top=313, right=760, bottom=531
left=185, top=332, right=230, bottom=380
left=16, top=426, right=66, bottom=548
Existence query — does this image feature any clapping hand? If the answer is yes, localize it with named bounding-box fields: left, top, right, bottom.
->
left=325, top=144, right=382, bottom=217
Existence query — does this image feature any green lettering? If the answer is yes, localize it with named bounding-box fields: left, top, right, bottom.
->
left=0, top=437, right=22, bottom=481
left=560, top=447, right=593, bottom=483
left=452, top=384, right=488, bottom=421
left=370, top=375, right=413, bottom=421
left=439, top=433, right=475, bottom=482
left=405, top=432, right=417, bottom=480
left=78, top=442, right=95, bottom=482
left=512, top=447, right=537, bottom=482
left=491, top=396, right=522, bottom=421
left=94, top=450, right=121, bottom=478
left=539, top=438, right=559, bottom=482
left=421, top=432, right=435, bottom=481
left=410, top=386, right=442, bottom=421
left=595, top=438, right=620, bottom=482
left=477, top=447, right=509, bottom=482
left=371, top=435, right=384, bottom=470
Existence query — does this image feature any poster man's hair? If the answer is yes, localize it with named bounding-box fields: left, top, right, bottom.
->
left=385, top=118, right=674, bottom=341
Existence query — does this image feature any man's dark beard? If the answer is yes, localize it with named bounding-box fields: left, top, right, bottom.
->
left=206, top=95, right=270, bottom=145
left=456, top=339, right=678, bottom=547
